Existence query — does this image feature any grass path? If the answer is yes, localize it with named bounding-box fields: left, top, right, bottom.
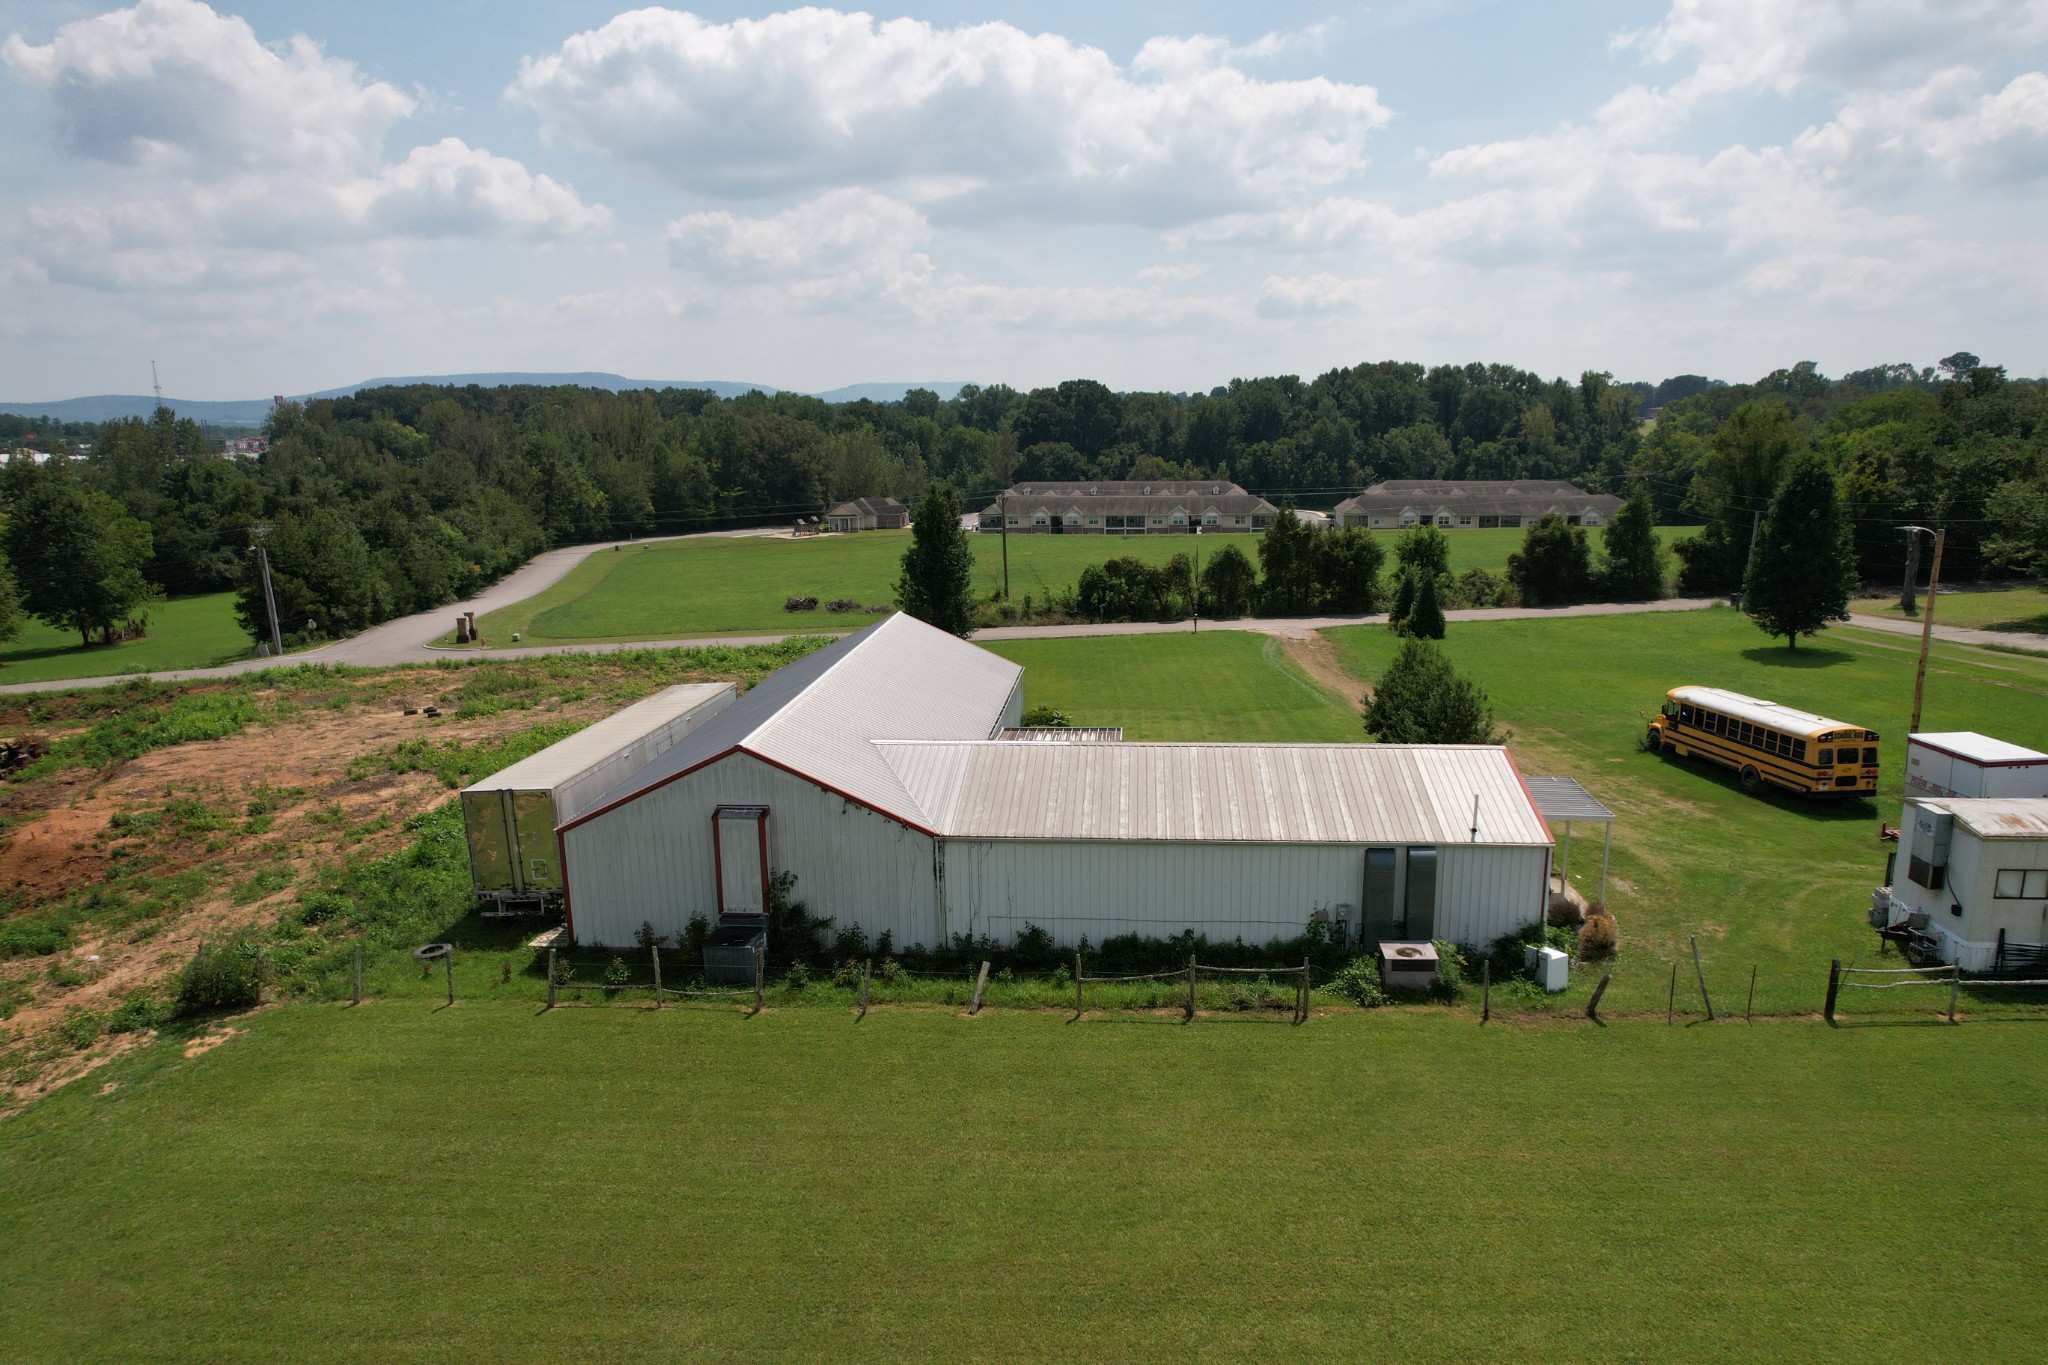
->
left=2, top=1002, right=2043, bottom=1363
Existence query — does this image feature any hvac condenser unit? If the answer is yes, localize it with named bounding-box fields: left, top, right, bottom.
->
left=1906, top=805, right=1954, bottom=891
left=1378, top=941, right=1438, bottom=993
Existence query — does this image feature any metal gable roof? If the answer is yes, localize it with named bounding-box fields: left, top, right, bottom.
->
left=461, top=683, right=733, bottom=797
left=875, top=741, right=1551, bottom=845
left=566, top=614, right=1023, bottom=831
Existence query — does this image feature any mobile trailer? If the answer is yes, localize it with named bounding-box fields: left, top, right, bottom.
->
left=459, top=683, right=736, bottom=910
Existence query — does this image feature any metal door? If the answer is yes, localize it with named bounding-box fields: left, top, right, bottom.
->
left=714, top=806, right=770, bottom=914
left=512, top=791, right=561, bottom=892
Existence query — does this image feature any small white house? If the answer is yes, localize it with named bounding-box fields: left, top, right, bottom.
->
left=1882, top=732, right=2048, bottom=971
left=556, top=613, right=1555, bottom=953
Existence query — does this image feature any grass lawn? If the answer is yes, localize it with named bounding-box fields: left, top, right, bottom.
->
left=3, top=1002, right=2044, bottom=1364
left=1320, top=608, right=2048, bottom=1016
left=469, top=527, right=1688, bottom=645
left=0, top=593, right=250, bottom=683
left=1855, top=583, right=2048, bottom=635
left=983, top=631, right=1361, bottom=742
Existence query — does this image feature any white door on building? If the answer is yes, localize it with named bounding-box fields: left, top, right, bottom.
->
left=713, top=805, right=770, bottom=915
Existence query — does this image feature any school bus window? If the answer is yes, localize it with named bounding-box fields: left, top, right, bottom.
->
left=1793, top=739, right=1806, bottom=761
left=1861, top=746, right=1879, bottom=764
left=1817, top=747, right=1833, bottom=765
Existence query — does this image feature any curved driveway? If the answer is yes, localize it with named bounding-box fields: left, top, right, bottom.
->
left=4, top=532, right=2042, bottom=697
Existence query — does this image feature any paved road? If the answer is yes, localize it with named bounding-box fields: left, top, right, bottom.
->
left=10, top=546, right=2043, bottom=698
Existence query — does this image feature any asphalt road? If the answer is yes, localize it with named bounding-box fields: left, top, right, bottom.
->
left=5, top=533, right=2043, bottom=697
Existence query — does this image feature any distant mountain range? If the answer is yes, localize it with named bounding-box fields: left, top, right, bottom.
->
left=0, top=374, right=974, bottom=427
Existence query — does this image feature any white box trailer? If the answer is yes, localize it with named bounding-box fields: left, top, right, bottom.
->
left=460, top=682, right=736, bottom=909
left=1905, top=733, right=2048, bottom=800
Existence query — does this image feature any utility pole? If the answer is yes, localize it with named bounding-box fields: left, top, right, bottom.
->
left=1192, top=534, right=1200, bottom=634
left=250, top=525, right=284, bottom=658
left=1900, top=526, right=1921, bottom=616
left=999, top=492, right=1010, bottom=601
left=1909, top=528, right=1946, bottom=735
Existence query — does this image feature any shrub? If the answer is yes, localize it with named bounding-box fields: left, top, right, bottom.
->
left=825, top=598, right=863, bottom=613
left=878, top=957, right=906, bottom=985
left=177, top=937, right=264, bottom=1012
left=59, top=1007, right=104, bottom=1049
left=1328, top=959, right=1389, bottom=1008
left=1431, top=939, right=1467, bottom=1000
left=682, top=912, right=710, bottom=961
left=603, top=955, right=630, bottom=987
left=1546, top=892, right=1584, bottom=928
left=783, top=596, right=819, bottom=612
left=785, top=961, right=811, bottom=989
left=1579, top=911, right=1619, bottom=961
left=106, top=993, right=166, bottom=1034
left=634, top=920, right=669, bottom=950
left=1021, top=705, right=1071, bottom=728
left=830, top=923, right=871, bottom=961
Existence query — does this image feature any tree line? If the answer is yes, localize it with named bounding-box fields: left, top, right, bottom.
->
left=0, top=349, right=2036, bottom=653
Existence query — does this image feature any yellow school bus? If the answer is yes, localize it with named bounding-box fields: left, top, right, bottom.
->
left=1645, top=686, right=1880, bottom=796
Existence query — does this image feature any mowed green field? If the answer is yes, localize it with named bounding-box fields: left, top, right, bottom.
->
left=4, top=1004, right=2044, bottom=1363
left=1856, top=583, right=2048, bottom=635
left=983, top=631, right=1360, bottom=742
left=0, top=593, right=250, bottom=684
left=469, top=526, right=1688, bottom=645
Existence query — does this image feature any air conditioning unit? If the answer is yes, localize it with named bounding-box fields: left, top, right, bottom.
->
left=1378, top=941, right=1438, bottom=993
left=1531, top=946, right=1568, bottom=993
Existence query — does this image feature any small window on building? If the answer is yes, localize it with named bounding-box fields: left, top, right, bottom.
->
left=1995, top=869, right=2048, bottom=898
left=1032, top=513, right=1049, bottom=526
left=1234, top=516, right=1246, bottom=525
left=1907, top=856, right=1945, bottom=891
left=1436, top=514, right=1452, bottom=526
left=1458, top=515, right=1473, bottom=526
left=1401, top=512, right=1419, bottom=525
left=1585, top=514, right=1602, bottom=526
left=1087, top=517, right=1100, bottom=525
left=1500, top=515, right=1521, bottom=528
left=1151, top=517, right=1164, bottom=525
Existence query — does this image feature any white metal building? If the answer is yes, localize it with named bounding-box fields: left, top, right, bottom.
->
left=557, top=613, right=1553, bottom=951
left=1882, top=732, right=2048, bottom=970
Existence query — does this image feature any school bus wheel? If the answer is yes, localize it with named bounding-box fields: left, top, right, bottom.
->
left=1739, top=764, right=1761, bottom=791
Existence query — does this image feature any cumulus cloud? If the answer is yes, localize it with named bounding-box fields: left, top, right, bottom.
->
left=667, top=188, right=932, bottom=309
left=2, top=0, right=607, bottom=291
left=1255, top=273, right=1375, bottom=317
left=508, top=8, right=1389, bottom=224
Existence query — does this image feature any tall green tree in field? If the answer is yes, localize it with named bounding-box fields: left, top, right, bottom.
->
left=1199, top=542, right=1258, bottom=618
left=1363, top=640, right=1500, bottom=743
left=1403, top=567, right=1446, bottom=639
left=0, top=539, right=23, bottom=647
left=1601, top=484, right=1667, bottom=600
left=1316, top=526, right=1385, bottom=613
left=896, top=481, right=975, bottom=635
left=1257, top=507, right=1319, bottom=614
left=1675, top=401, right=1805, bottom=593
left=1506, top=513, right=1594, bottom=606
left=4, top=474, right=157, bottom=646
left=1742, top=455, right=1857, bottom=650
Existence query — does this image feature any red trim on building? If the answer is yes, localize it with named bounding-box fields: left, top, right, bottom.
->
left=1503, top=749, right=1558, bottom=846
left=557, top=825, right=576, bottom=943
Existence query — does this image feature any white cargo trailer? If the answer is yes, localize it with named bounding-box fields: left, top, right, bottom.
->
left=460, top=682, right=735, bottom=910
left=1904, top=732, right=2048, bottom=800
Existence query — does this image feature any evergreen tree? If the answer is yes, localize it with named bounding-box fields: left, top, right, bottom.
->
left=1198, top=542, right=1257, bottom=618
left=1506, top=513, right=1594, bottom=606
left=1315, top=526, right=1385, bottom=613
left=1405, top=567, right=1446, bottom=639
left=896, top=481, right=975, bottom=635
left=1387, top=567, right=1416, bottom=632
left=1256, top=507, right=1318, bottom=614
left=1742, top=454, right=1857, bottom=649
left=0, top=547, right=23, bottom=647
left=1601, top=484, right=1667, bottom=600
left=1362, top=640, right=1501, bottom=744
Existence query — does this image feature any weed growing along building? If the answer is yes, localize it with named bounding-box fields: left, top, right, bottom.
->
left=978, top=481, right=1278, bottom=534
left=1336, top=480, right=1622, bottom=530
left=556, top=614, right=1553, bottom=953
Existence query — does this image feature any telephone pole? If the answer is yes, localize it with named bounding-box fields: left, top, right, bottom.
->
left=1899, top=526, right=1921, bottom=616
left=1904, top=526, right=1945, bottom=735
left=250, top=525, right=284, bottom=658
left=999, top=492, right=1010, bottom=601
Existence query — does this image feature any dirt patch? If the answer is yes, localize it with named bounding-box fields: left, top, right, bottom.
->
left=1275, top=631, right=1370, bottom=711
left=183, top=1026, right=239, bottom=1059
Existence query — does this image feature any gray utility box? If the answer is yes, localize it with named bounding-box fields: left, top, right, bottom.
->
left=704, top=918, right=768, bottom=982
left=459, top=683, right=736, bottom=909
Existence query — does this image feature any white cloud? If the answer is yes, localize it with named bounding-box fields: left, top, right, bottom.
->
left=2, top=0, right=608, bottom=293
left=1256, top=273, right=1375, bottom=317
left=667, top=188, right=932, bottom=309
left=508, top=8, right=1389, bottom=224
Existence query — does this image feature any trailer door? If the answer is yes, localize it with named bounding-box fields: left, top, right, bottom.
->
left=462, top=791, right=516, bottom=896
left=713, top=805, right=770, bottom=914
left=512, top=791, right=561, bottom=892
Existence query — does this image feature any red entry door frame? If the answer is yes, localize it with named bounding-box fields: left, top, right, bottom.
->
left=711, top=805, right=771, bottom=915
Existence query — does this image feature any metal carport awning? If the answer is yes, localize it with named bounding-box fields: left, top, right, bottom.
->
left=1525, top=776, right=1616, bottom=907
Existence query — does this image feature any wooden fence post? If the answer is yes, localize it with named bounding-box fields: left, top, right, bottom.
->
left=1074, top=949, right=1082, bottom=1018
left=1691, top=936, right=1715, bottom=1020
left=1995, top=927, right=2006, bottom=976
left=1948, top=963, right=1959, bottom=1023
left=1586, top=972, right=1610, bottom=1022
left=546, top=948, right=556, bottom=1009
left=859, top=958, right=871, bottom=1019
left=445, top=948, right=455, bottom=1008
left=650, top=943, right=663, bottom=1008
left=969, top=960, right=990, bottom=1015
left=1746, top=965, right=1757, bottom=1022
left=753, top=947, right=764, bottom=1015
left=1300, top=955, right=1309, bottom=1023
left=1667, top=961, right=1676, bottom=1024
left=1824, top=958, right=1841, bottom=1023
left=1482, top=959, right=1491, bottom=1023
left=351, top=941, right=362, bottom=1006
left=1185, top=956, right=1197, bottom=1022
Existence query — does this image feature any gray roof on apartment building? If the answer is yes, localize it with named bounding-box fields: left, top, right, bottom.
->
left=1335, top=480, right=1622, bottom=519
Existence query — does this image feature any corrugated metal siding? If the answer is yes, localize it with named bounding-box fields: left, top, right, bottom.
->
left=563, top=752, right=941, bottom=950
left=461, top=683, right=734, bottom=803
left=881, top=743, right=1549, bottom=845
left=939, top=839, right=1547, bottom=950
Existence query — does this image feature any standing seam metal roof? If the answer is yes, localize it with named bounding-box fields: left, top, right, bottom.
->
left=874, top=741, right=1551, bottom=844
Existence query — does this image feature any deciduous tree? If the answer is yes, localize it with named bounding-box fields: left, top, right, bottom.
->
left=1507, top=513, right=1594, bottom=607
left=1742, top=454, right=1857, bottom=650
left=4, top=473, right=157, bottom=646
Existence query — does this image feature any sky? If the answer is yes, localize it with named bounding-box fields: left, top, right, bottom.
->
left=2, top=0, right=2046, bottom=399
